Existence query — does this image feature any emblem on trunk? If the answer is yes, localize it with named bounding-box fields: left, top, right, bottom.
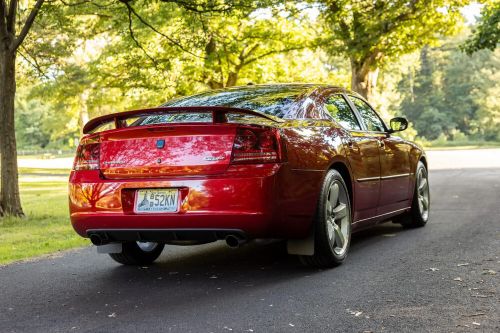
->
left=102, top=160, right=125, bottom=165
left=204, top=156, right=226, bottom=161
left=156, top=139, right=165, bottom=149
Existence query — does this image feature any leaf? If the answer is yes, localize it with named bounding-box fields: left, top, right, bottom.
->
left=482, top=269, right=496, bottom=275
left=346, top=309, right=363, bottom=317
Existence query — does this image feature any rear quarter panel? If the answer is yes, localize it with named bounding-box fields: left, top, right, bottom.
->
left=273, top=120, right=350, bottom=237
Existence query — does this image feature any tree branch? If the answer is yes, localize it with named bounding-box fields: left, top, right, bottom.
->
left=14, top=0, right=44, bottom=50
left=119, top=0, right=204, bottom=59
left=17, top=46, right=49, bottom=79
left=159, top=0, right=256, bottom=14
left=123, top=2, right=158, bottom=65
left=243, top=45, right=305, bottom=66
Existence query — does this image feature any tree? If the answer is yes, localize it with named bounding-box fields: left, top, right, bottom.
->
left=399, top=46, right=450, bottom=140
left=36, top=1, right=321, bottom=120
left=398, top=34, right=500, bottom=141
left=0, top=0, right=44, bottom=216
left=463, top=0, right=500, bottom=54
left=318, top=0, right=468, bottom=100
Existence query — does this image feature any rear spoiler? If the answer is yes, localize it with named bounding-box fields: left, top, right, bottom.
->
left=83, top=106, right=284, bottom=134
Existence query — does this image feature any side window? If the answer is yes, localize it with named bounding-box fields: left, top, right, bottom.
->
left=350, top=97, right=386, bottom=132
left=324, top=95, right=361, bottom=130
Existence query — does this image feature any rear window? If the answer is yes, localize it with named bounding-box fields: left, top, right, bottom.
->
left=135, top=112, right=213, bottom=126
left=162, top=85, right=308, bottom=119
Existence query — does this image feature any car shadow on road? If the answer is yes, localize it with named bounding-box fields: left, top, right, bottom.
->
left=100, top=222, right=410, bottom=286
left=6, top=222, right=412, bottom=323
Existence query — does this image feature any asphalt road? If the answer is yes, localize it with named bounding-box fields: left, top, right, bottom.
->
left=1, top=150, right=499, bottom=333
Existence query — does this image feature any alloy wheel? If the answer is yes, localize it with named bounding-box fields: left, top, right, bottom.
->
left=136, top=241, right=158, bottom=252
left=325, top=180, right=350, bottom=256
left=417, top=168, right=430, bottom=221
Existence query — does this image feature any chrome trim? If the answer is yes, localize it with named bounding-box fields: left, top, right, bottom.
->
left=354, top=207, right=410, bottom=224
left=357, top=173, right=411, bottom=182
left=380, top=173, right=410, bottom=180
left=356, top=176, right=380, bottom=182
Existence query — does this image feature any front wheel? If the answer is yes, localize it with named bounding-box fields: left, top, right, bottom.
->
left=396, top=161, right=430, bottom=228
left=299, top=169, right=352, bottom=268
left=109, top=241, right=164, bottom=265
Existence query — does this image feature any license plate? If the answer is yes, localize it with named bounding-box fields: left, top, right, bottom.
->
left=134, top=189, right=179, bottom=213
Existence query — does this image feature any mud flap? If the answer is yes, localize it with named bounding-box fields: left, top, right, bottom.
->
left=96, top=243, right=122, bottom=254
left=287, top=229, right=315, bottom=255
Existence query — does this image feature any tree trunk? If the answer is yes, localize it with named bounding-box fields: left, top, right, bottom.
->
left=350, top=58, right=379, bottom=101
left=0, top=48, right=24, bottom=217
left=226, top=72, right=238, bottom=87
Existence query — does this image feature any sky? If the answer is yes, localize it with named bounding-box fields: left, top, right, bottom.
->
left=461, top=3, right=483, bottom=24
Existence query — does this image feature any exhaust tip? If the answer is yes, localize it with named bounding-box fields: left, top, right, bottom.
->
left=90, top=234, right=105, bottom=246
left=225, top=235, right=245, bottom=248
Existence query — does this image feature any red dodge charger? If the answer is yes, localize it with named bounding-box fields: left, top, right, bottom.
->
left=69, top=84, right=430, bottom=267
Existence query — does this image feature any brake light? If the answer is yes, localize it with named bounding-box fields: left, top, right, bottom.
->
left=73, top=137, right=100, bottom=170
left=231, top=127, right=281, bottom=164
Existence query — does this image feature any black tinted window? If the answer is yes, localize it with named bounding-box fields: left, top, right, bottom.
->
left=162, top=85, right=309, bottom=119
left=351, top=97, right=385, bottom=132
left=136, top=112, right=212, bottom=126
left=324, top=95, right=361, bottom=130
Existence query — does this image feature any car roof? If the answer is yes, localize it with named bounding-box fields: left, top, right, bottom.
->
left=162, top=83, right=357, bottom=120
left=166, top=84, right=350, bottom=103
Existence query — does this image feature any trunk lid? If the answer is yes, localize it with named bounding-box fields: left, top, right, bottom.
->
left=99, top=125, right=236, bottom=179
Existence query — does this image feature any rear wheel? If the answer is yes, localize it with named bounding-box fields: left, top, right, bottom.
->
left=109, top=241, right=164, bottom=265
left=396, top=161, right=430, bottom=228
left=299, top=169, right=352, bottom=268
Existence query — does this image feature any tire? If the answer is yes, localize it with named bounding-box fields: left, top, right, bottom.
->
left=109, top=241, right=164, bottom=265
left=396, top=161, right=430, bottom=228
left=299, top=169, right=352, bottom=268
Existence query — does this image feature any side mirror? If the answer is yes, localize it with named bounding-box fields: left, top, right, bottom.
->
left=389, top=117, right=408, bottom=132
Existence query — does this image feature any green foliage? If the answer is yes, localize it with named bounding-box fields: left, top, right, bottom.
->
left=398, top=36, right=500, bottom=141
left=14, top=87, right=51, bottom=148
left=17, top=0, right=348, bottom=150
left=316, top=0, right=469, bottom=99
left=463, top=1, right=500, bottom=54
left=321, top=0, right=468, bottom=64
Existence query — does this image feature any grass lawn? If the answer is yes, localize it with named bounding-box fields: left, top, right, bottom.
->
left=17, top=167, right=72, bottom=175
left=0, top=171, right=89, bottom=265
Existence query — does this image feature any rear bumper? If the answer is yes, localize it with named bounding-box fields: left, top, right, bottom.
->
left=69, top=164, right=282, bottom=239
left=87, top=228, right=246, bottom=244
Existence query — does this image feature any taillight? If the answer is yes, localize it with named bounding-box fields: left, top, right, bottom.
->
left=231, top=127, right=281, bottom=164
left=73, top=137, right=100, bottom=170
